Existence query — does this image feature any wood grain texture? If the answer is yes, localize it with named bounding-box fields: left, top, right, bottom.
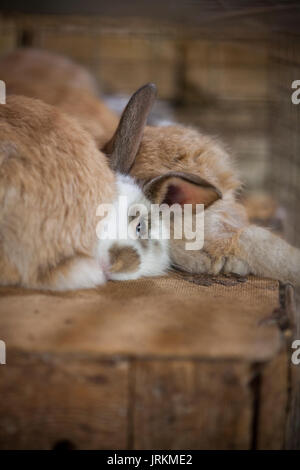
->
left=0, top=16, right=17, bottom=53
left=132, top=359, right=253, bottom=450
left=185, top=40, right=268, bottom=102
left=22, top=27, right=179, bottom=99
left=0, top=350, right=129, bottom=449
left=268, top=34, right=300, bottom=249
left=0, top=9, right=297, bottom=450
left=0, top=276, right=282, bottom=361
left=0, top=275, right=291, bottom=449
left=256, top=351, right=289, bottom=449
left=2, top=4, right=300, bottom=38
left=285, top=286, right=300, bottom=449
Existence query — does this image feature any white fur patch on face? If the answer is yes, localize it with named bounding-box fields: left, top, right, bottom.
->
left=97, top=174, right=170, bottom=281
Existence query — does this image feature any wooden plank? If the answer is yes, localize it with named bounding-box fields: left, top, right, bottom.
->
left=0, top=350, right=129, bottom=449
left=95, top=59, right=178, bottom=98
left=285, top=285, right=300, bottom=449
left=183, top=39, right=269, bottom=103
left=132, top=359, right=253, bottom=449
left=0, top=276, right=282, bottom=362
left=30, top=28, right=179, bottom=98
left=268, top=35, right=300, bottom=249
left=186, top=40, right=268, bottom=67
left=256, top=351, right=289, bottom=449
left=0, top=16, right=17, bottom=54
left=35, top=31, right=101, bottom=66
left=2, top=4, right=300, bottom=38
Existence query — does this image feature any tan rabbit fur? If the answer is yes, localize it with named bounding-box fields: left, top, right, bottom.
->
left=2, top=46, right=296, bottom=286
left=127, top=124, right=300, bottom=285
left=0, top=86, right=170, bottom=291
left=130, top=126, right=245, bottom=268
left=132, top=125, right=240, bottom=194
left=0, top=48, right=118, bottom=147
left=0, top=95, right=116, bottom=288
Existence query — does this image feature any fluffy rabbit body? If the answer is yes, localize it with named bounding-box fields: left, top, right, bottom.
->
left=0, top=48, right=118, bottom=147
left=0, top=89, right=169, bottom=290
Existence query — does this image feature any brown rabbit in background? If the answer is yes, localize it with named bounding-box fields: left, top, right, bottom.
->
left=0, top=48, right=118, bottom=147
left=0, top=87, right=170, bottom=290
left=104, top=88, right=300, bottom=286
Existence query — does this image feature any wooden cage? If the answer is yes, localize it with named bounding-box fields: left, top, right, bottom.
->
left=0, top=1, right=299, bottom=450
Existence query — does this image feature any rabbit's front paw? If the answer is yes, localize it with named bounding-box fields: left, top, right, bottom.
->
left=222, top=256, right=251, bottom=277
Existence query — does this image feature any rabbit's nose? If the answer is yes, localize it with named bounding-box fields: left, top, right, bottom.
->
left=109, top=244, right=140, bottom=274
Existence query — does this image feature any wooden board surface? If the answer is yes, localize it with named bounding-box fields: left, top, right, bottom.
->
left=133, top=360, right=253, bottom=450
left=0, top=351, right=129, bottom=449
left=0, top=274, right=291, bottom=449
left=256, top=351, right=289, bottom=449
left=0, top=275, right=282, bottom=362
left=285, top=286, right=300, bottom=449
left=1, top=3, right=300, bottom=37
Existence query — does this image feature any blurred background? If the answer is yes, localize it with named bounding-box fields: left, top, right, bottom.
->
left=0, top=0, right=299, bottom=246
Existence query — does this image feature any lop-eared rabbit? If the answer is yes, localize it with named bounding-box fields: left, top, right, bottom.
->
left=0, top=48, right=118, bottom=147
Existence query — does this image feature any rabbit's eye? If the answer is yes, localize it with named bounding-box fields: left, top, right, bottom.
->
left=135, top=219, right=147, bottom=238
left=136, top=222, right=141, bottom=236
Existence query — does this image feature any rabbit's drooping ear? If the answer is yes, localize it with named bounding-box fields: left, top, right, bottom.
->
left=143, top=171, right=222, bottom=208
left=102, top=83, right=157, bottom=174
